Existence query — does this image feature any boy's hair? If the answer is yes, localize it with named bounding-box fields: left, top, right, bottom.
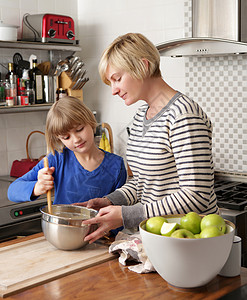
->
left=99, top=33, right=161, bottom=85
left=46, top=96, right=97, bottom=154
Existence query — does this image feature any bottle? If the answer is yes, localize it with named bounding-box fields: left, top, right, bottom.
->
left=25, top=80, right=35, bottom=105
left=21, top=69, right=30, bottom=90
left=5, top=63, right=17, bottom=85
left=5, top=63, right=17, bottom=105
left=0, top=80, right=5, bottom=103
left=4, top=79, right=17, bottom=105
left=29, top=59, right=44, bottom=104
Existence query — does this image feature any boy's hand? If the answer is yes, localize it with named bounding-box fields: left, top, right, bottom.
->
left=33, top=166, right=55, bottom=196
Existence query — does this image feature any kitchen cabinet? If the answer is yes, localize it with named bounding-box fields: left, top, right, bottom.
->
left=0, top=40, right=82, bottom=114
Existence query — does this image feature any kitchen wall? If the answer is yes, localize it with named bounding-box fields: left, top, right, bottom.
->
left=0, top=0, right=78, bottom=176
left=78, top=0, right=247, bottom=174
left=78, top=0, right=186, bottom=162
left=182, top=1, right=247, bottom=174
left=0, top=0, right=246, bottom=176
left=0, top=0, right=186, bottom=176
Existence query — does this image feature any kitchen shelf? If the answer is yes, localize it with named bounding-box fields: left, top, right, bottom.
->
left=0, top=103, right=53, bottom=114
left=0, top=40, right=81, bottom=52
left=0, top=40, right=82, bottom=114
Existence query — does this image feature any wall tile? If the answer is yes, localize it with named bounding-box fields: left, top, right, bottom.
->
left=5, top=114, right=26, bottom=129
left=0, top=115, right=6, bottom=129
left=37, top=0, right=55, bottom=13
left=0, top=150, right=8, bottom=176
left=1, top=7, right=20, bottom=27
left=20, top=0, right=38, bottom=11
left=54, top=0, right=78, bottom=16
left=0, top=129, right=7, bottom=152
left=0, top=0, right=20, bottom=9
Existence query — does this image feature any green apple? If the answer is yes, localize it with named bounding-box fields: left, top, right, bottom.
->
left=200, top=225, right=224, bottom=238
left=194, top=234, right=201, bottom=239
left=200, top=214, right=226, bottom=234
left=170, top=229, right=195, bottom=239
left=180, top=212, right=202, bottom=234
left=160, top=222, right=179, bottom=236
left=146, top=216, right=167, bottom=235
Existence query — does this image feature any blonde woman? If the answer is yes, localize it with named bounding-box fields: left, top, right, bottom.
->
left=8, top=96, right=126, bottom=204
left=80, top=33, right=218, bottom=243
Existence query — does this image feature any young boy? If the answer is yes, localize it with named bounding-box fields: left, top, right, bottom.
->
left=8, top=96, right=127, bottom=204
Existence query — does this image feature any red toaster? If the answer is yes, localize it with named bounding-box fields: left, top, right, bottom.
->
left=22, top=13, right=77, bottom=44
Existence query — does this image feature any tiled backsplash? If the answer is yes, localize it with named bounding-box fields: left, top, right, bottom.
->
left=0, top=112, right=47, bottom=176
left=184, top=0, right=247, bottom=173
left=185, top=55, right=247, bottom=173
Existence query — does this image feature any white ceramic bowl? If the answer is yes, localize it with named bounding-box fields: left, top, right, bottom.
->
left=0, top=21, right=18, bottom=41
left=139, top=214, right=235, bottom=288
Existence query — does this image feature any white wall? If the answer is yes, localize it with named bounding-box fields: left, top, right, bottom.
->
left=0, top=0, right=79, bottom=176
left=1, top=0, right=245, bottom=176
left=77, top=0, right=186, bottom=158
left=77, top=0, right=247, bottom=173
left=0, top=0, right=186, bottom=175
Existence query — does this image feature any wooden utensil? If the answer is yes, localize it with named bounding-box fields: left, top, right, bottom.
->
left=37, top=61, right=51, bottom=75
left=43, top=157, right=52, bottom=214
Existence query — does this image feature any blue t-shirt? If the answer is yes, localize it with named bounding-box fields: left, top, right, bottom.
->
left=8, top=148, right=127, bottom=204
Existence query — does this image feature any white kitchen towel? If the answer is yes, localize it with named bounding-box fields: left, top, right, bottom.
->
left=109, top=232, right=155, bottom=274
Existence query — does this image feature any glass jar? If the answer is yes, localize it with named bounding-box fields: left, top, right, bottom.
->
left=6, top=96, right=14, bottom=106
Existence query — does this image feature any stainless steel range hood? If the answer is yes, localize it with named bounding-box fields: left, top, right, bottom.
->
left=157, top=0, right=247, bottom=57
left=156, top=37, right=247, bottom=57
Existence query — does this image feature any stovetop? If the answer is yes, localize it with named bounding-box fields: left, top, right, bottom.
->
left=215, top=180, right=247, bottom=211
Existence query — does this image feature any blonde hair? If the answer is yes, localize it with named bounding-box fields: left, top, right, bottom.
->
left=46, top=96, right=97, bottom=154
left=99, top=33, right=161, bottom=85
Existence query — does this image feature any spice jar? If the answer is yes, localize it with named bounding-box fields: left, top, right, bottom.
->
left=58, top=88, right=67, bottom=100
left=6, top=96, right=14, bottom=106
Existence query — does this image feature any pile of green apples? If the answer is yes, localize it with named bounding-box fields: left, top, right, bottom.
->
left=145, top=212, right=227, bottom=239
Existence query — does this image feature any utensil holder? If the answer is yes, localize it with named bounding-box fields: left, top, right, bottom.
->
left=59, top=71, right=83, bottom=101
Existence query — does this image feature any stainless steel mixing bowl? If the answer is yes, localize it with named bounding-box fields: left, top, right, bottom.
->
left=40, top=205, right=98, bottom=250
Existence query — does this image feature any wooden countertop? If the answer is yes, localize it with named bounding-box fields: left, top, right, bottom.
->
left=1, top=233, right=247, bottom=300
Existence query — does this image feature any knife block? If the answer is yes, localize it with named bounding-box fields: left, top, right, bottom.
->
left=58, top=71, right=83, bottom=101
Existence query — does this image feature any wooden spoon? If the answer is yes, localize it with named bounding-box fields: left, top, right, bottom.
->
left=43, top=157, right=52, bottom=214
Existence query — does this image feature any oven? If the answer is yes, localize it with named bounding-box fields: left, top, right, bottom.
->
left=0, top=176, right=49, bottom=242
left=215, top=172, right=247, bottom=267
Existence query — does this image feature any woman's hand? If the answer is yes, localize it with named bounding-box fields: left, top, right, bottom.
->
left=32, top=166, right=55, bottom=196
left=73, top=197, right=112, bottom=210
left=82, top=205, right=123, bottom=244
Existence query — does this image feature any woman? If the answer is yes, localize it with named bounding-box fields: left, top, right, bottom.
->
left=8, top=96, right=126, bottom=204
left=80, top=33, right=219, bottom=243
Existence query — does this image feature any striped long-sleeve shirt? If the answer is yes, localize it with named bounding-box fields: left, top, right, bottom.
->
left=107, top=92, right=219, bottom=228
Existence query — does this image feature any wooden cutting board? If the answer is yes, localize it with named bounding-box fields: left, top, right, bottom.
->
left=0, top=236, right=116, bottom=298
